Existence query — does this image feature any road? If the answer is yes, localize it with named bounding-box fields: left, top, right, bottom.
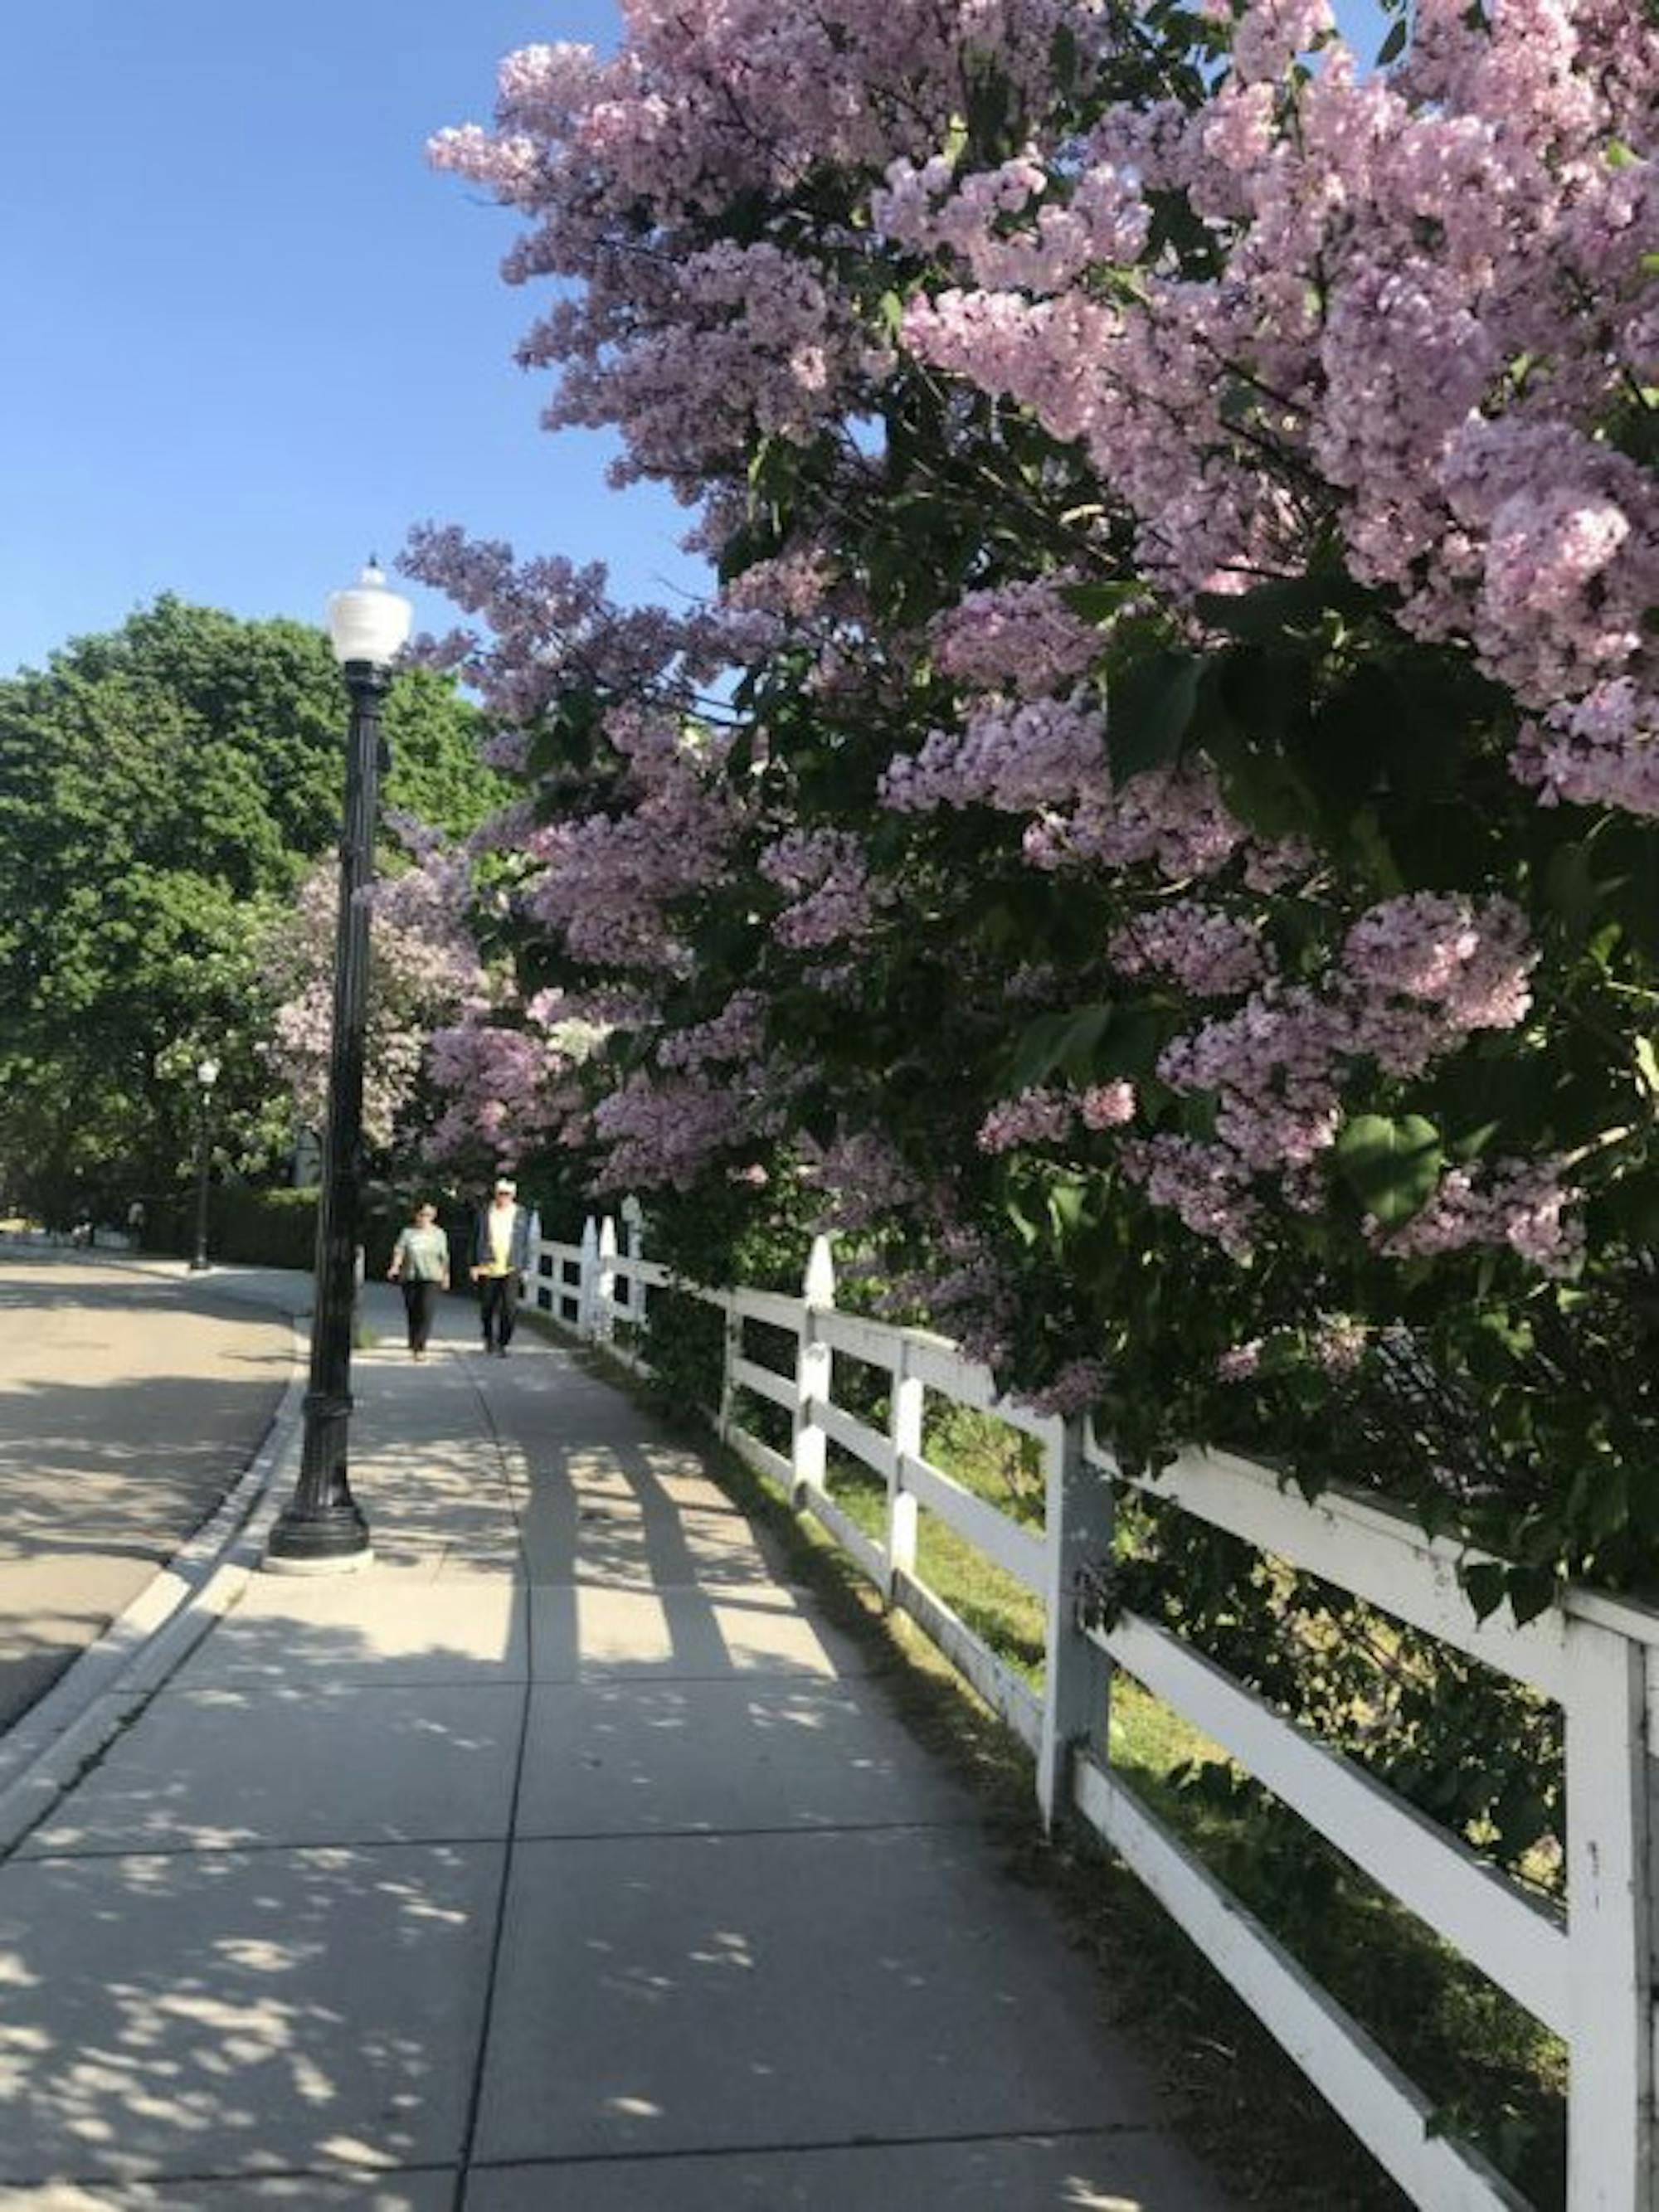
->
left=0, top=1251, right=293, bottom=1731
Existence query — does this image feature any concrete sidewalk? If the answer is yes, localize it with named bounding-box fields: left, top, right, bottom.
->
left=0, top=1292, right=1234, bottom=2210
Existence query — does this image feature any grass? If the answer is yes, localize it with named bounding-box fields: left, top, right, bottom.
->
left=822, top=1444, right=1050, bottom=1678
left=1108, top=1693, right=1566, bottom=2199
left=539, top=1320, right=1566, bottom=2207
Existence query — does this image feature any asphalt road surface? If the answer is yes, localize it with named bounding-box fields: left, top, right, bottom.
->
left=0, top=1252, right=292, bottom=1732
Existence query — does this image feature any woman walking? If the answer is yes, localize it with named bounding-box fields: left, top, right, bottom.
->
left=387, top=1200, right=450, bottom=1360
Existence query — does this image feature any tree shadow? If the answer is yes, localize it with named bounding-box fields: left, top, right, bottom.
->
left=0, top=1323, right=1226, bottom=2209
left=0, top=1827, right=500, bottom=2187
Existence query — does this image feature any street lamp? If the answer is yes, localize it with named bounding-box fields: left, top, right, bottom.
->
left=187, top=1056, right=221, bottom=1272
left=266, top=560, right=411, bottom=1573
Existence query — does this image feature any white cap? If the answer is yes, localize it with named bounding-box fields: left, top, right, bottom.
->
left=494, top=1178, right=517, bottom=1196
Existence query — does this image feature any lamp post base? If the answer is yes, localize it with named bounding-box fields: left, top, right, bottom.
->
left=264, top=1503, right=373, bottom=1575
left=187, top=1257, right=212, bottom=1273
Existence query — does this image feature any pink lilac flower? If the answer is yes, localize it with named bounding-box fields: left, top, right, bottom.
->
left=1119, top=1135, right=1261, bottom=1261
left=1109, top=900, right=1270, bottom=998
left=758, top=829, right=883, bottom=948
left=1513, top=683, right=1659, bottom=819
left=926, top=576, right=1104, bottom=698
left=1374, top=1158, right=1584, bottom=1276
left=658, top=991, right=769, bottom=1071
left=882, top=693, right=1106, bottom=816
left=1017, top=1358, right=1110, bottom=1417
left=1079, top=1082, right=1136, bottom=1129
left=977, top=1088, right=1075, bottom=1153
left=1216, top=1341, right=1262, bottom=1381
left=891, top=1, right=1659, bottom=813
left=1312, top=1314, right=1368, bottom=1373
left=799, top=1130, right=924, bottom=1232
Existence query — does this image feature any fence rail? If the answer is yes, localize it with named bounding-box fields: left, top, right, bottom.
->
left=535, top=1213, right=1657, bottom=2212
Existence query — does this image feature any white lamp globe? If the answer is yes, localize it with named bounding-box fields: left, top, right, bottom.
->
left=197, top=1056, right=221, bottom=1089
left=327, top=559, right=413, bottom=668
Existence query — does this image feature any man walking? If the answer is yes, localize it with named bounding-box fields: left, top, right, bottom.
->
left=471, top=1176, right=537, bottom=1358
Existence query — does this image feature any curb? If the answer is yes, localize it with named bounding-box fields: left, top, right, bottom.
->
left=0, top=1323, right=309, bottom=1857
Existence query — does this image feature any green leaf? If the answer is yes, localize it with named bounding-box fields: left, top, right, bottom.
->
left=1335, top=1113, right=1444, bottom=1228
left=1598, top=1162, right=1659, bottom=1245
left=1506, top=1564, right=1559, bottom=1626
left=1059, top=581, right=1136, bottom=626
left=1107, top=651, right=1201, bottom=785
left=1545, top=839, right=1618, bottom=935
left=1460, top=1560, right=1507, bottom=1621
left=1491, top=1777, right=1554, bottom=1855
left=1375, top=15, right=1407, bottom=62
left=1345, top=808, right=1407, bottom=896
left=1047, top=1173, right=1094, bottom=1240
left=1006, top=1004, right=1114, bottom=1091
left=1195, top=572, right=1375, bottom=645
left=1004, top=1190, right=1042, bottom=1249
left=1464, top=1311, right=1530, bottom=1384
left=1253, top=1329, right=1306, bottom=1378
left=963, top=66, right=1011, bottom=158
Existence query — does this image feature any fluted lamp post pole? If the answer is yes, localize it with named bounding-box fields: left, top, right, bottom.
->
left=266, top=560, right=411, bottom=1573
left=187, top=1055, right=221, bottom=1272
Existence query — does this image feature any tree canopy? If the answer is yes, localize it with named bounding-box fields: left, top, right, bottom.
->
left=0, top=596, right=501, bottom=1220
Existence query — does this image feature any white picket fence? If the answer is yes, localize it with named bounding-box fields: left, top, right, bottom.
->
left=536, top=1212, right=1657, bottom=2212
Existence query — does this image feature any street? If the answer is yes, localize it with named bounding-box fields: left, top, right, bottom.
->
left=0, top=1251, right=292, bottom=1730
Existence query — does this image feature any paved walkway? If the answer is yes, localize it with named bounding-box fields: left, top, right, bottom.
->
left=0, top=1252, right=292, bottom=1729
left=0, top=1285, right=1233, bottom=2210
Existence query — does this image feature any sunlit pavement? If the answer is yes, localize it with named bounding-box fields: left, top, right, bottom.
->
left=0, top=1253, right=293, bottom=1732
left=0, top=1278, right=1235, bottom=2210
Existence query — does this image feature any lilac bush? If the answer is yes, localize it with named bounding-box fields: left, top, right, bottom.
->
left=402, top=0, right=1658, bottom=1613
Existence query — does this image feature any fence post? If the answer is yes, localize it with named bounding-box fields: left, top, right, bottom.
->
left=885, top=1339, right=922, bottom=1608
left=791, top=1234, right=834, bottom=1509
left=1036, top=1414, right=1114, bottom=1833
left=621, top=1194, right=645, bottom=1349
left=533, top=1227, right=552, bottom=1313
left=1564, top=1612, right=1653, bottom=2210
left=596, top=1215, right=617, bottom=1344
left=577, top=1215, right=599, bottom=1342
left=716, top=1296, right=742, bottom=1441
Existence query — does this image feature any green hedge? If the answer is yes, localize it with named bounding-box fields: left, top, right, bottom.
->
left=144, top=1186, right=413, bottom=1274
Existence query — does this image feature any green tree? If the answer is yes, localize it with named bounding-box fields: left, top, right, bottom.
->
left=0, top=597, right=500, bottom=1223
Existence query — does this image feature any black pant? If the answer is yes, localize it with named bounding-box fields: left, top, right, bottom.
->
left=401, top=1278, right=438, bottom=1352
left=479, top=1271, right=518, bottom=1350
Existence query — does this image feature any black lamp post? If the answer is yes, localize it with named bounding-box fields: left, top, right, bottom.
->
left=187, top=1055, right=221, bottom=1272
left=266, top=561, right=411, bottom=1573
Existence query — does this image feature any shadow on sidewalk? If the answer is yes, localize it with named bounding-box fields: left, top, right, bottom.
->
left=0, top=1335, right=1234, bottom=2209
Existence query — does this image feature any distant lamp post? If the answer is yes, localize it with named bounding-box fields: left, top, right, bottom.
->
left=187, top=1056, right=221, bottom=1272
left=266, top=560, right=411, bottom=1573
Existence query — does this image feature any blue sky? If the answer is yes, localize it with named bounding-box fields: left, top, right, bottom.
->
left=0, top=1, right=704, bottom=674
left=1, top=2, right=1389, bottom=678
